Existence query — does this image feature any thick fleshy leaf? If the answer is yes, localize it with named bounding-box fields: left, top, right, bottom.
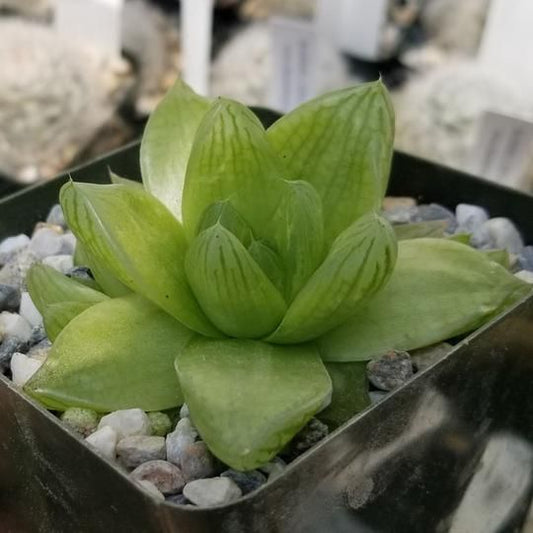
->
left=185, top=224, right=286, bottom=338
left=482, top=249, right=510, bottom=269
left=108, top=168, right=143, bottom=188
left=61, top=182, right=219, bottom=336
left=174, top=338, right=332, bottom=471
left=140, top=79, right=211, bottom=219
left=25, top=295, right=193, bottom=412
left=267, top=80, right=394, bottom=244
left=319, top=362, right=370, bottom=429
left=394, top=220, right=448, bottom=240
left=270, top=180, right=325, bottom=301
left=319, top=238, right=532, bottom=362
left=74, top=241, right=130, bottom=297
left=268, top=213, right=397, bottom=343
left=181, top=98, right=285, bottom=243
left=247, top=239, right=285, bottom=295
left=26, top=264, right=109, bottom=341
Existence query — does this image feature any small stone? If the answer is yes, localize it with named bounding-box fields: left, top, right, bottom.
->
left=258, top=457, right=287, bottom=480
left=383, top=205, right=418, bottom=224
left=180, top=442, right=217, bottom=482
left=0, top=284, right=20, bottom=312
left=26, top=338, right=51, bottom=361
left=166, top=417, right=198, bottom=466
left=179, top=403, right=190, bottom=419
left=61, top=408, right=99, bottom=437
left=367, top=350, right=414, bottom=391
left=46, top=204, right=66, bottom=228
left=0, top=312, right=32, bottom=343
left=10, top=352, right=43, bottom=385
left=515, top=270, right=533, bottom=284
left=183, top=477, right=242, bottom=507
left=28, top=324, right=47, bottom=346
left=60, top=233, right=77, bottom=255
left=85, top=426, right=118, bottom=461
left=382, top=196, right=417, bottom=212
left=66, top=266, right=95, bottom=285
left=286, top=418, right=329, bottom=458
left=221, top=469, right=266, bottom=495
left=117, top=435, right=166, bottom=468
left=0, top=234, right=30, bottom=265
left=518, top=246, right=533, bottom=272
left=29, top=227, right=65, bottom=259
left=369, top=391, right=388, bottom=404
left=413, top=203, right=457, bottom=232
left=136, top=480, right=165, bottom=501
left=0, top=249, right=39, bottom=290
left=148, top=411, right=172, bottom=437
left=0, top=337, right=27, bottom=370
left=19, top=292, right=42, bottom=328
left=482, top=218, right=524, bottom=255
left=98, top=408, right=151, bottom=440
left=166, top=493, right=189, bottom=505
left=411, top=342, right=453, bottom=372
left=42, top=254, right=74, bottom=274
left=455, top=204, right=489, bottom=232
left=130, top=460, right=185, bottom=495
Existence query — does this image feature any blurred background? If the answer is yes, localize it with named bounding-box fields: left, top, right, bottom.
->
left=1, top=0, right=532, bottom=195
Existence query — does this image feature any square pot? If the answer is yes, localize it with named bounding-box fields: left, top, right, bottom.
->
left=1, top=135, right=533, bottom=532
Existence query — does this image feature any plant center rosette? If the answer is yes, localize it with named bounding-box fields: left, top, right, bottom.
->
left=24, top=80, right=531, bottom=471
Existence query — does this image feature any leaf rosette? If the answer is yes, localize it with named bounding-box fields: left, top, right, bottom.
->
left=24, top=80, right=531, bottom=471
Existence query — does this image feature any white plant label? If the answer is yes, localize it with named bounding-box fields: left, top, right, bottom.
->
left=469, top=111, right=533, bottom=190
left=269, top=16, right=317, bottom=113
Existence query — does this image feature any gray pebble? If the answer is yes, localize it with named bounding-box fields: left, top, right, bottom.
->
left=29, top=227, right=64, bottom=259
left=0, top=234, right=29, bottom=265
left=26, top=338, right=51, bottom=361
left=179, top=403, right=190, bottom=419
left=413, top=204, right=457, bottom=233
left=46, top=204, right=66, bottom=228
left=180, top=441, right=217, bottom=482
left=166, top=417, right=198, bottom=466
left=483, top=218, right=524, bottom=254
left=28, top=325, right=47, bottom=347
left=383, top=205, right=418, bottom=224
left=117, top=435, right=166, bottom=468
left=66, top=266, right=94, bottom=283
left=130, top=460, right=185, bottom=495
left=0, top=337, right=28, bottom=370
left=518, top=246, right=533, bottom=272
left=183, top=477, right=242, bottom=507
left=455, top=204, right=489, bottom=233
left=286, top=418, right=329, bottom=458
left=0, top=249, right=39, bottom=290
left=411, top=342, right=453, bottom=372
left=369, top=391, right=388, bottom=404
left=221, top=469, right=266, bottom=494
left=0, top=284, right=20, bottom=312
left=258, top=457, right=287, bottom=480
left=166, top=493, right=189, bottom=505
left=136, top=480, right=165, bottom=501
left=367, top=350, right=413, bottom=391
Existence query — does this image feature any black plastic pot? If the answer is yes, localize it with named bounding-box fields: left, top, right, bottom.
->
left=1, top=131, right=533, bottom=532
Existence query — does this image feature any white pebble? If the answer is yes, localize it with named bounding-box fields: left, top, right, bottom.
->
left=29, top=227, right=64, bottom=259
left=483, top=218, right=524, bottom=255
left=0, top=311, right=32, bottom=342
left=19, top=292, right=42, bottom=327
left=166, top=417, right=198, bottom=466
left=0, top=234, right=29, bottom=262
left=515, top=270, right=533, bottom=284
left=85, top=426, right=118, bottom=461
left=42, top=254, right=74, bottom=274
left=60, top=233, right=77, bottom=255
left=117, top=435, right=166, bottom=468
left=183, top=477, right=242, bottom=507
left=98, top=408, right=151, bottom=440
left=10, top=352, right=43, bottom=386
left=179, top=403, right=190, bottom=419
left=136, top=480, right=165, bottom=501
left=455, top=204, right=489, bottom=232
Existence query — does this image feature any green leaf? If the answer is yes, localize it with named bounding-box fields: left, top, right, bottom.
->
left=25, top=295, right=193, bottom=412
left=108, top=168, right=143, bottom=188
left=319, top=362, right=370, bottom=429
left=140, top=79, right=211, bottom=219
left=182, top=98, right=285, bottom=243
left=268, top=213, right=397, bottom=343
left=61, top=182, right=220, bottom=337
left=174, top=338, right=332, bottom=471
left=26, top=264, right=109, bottom=341
left=247, top=239, right=285, bottom=295
left=482, top=249, right=510, bottom=269
left=394, top=220, right=448, bottom=240
left=270, top=180, right=326, bottom=301
left=319, top=238, right=533, bottom=362
left=268, top=80, right=394, bottom=244
left=185, top=224, right=286, bottom=338
left=74, top=241, right=130, bottom=297
left=447, top=233, right=472, bottom=245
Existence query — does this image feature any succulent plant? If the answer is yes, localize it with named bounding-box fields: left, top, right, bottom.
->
left=25, top=80, right=531, bottom=470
